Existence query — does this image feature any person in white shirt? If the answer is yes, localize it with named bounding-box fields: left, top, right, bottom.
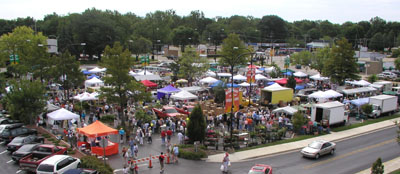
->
left=177, top=132, right=183, bottom=144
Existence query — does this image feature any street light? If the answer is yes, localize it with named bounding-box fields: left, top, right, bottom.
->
left=233, top=47, right=255, bottom=106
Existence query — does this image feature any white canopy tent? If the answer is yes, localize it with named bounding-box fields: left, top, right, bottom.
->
left=324, top=90, right=343, bottom=98
left=352, top=80, right=371, bottom=87
left=47, top=108, right=80, bottom=121
left=310, top=74, right=329, bottom=81
left=308, top=91, right=335, bottom=99
left=272, top=106, right=298, bottom=115
left=73, top=92, right=98, bottom=101
left=265, top=67, right=275, bottom=73
left=255, top=69, right=263, bottom=74
left=233, top=74, right=247, bottom=81
left=45, top=102, right=60, bottom=112
left=178, top=86, right=206, bottom=93
left=293, top=71, right=308, bottom=77
left=135, top=70, right=154, bottom=76
left=205, top=71, right=216, bottom=77
left=84, top=77, right=104, bottom=89
left=199, top=77, right=219, bottom=84
left=88, top=67, right=106, bottom=73
left=255, top=74, right=268, bottom=81
left=238, top=82, right=257, bottom=87
left=171, top=90, right=198, bottom=100
left=128, top=70, right=137, bottom=76
left=217, top=73, right=232, bottom=77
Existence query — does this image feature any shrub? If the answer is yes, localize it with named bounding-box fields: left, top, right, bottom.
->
left=178, top=148, right=207, bottom=160
left=42, top=134, right=50, bottom=138
left=47, top=138, right=55, bottom=142
left=81, top=156, right=113, bottom=174
left=361, top=104, right=373, bottom=115
left=99, top=115, right=115, bottom=123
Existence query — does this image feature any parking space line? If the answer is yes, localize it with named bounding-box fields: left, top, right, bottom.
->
left=7, top=160, right=13, bottom=163
left=0, top=142, right=4, bottom=145
left=0, top=150, right=8, bottom=154
left=16, top=170, right=21, bottom=173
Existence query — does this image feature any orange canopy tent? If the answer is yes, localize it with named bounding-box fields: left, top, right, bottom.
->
left=77, top=120, right=119, bottom=156
left=77, top=120, right=118, bottom=138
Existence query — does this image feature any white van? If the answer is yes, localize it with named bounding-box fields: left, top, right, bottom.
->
left=36, top=155, right=80, bottom=174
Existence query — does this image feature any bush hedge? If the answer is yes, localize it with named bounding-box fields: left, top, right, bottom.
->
left=80, top=156, right=113, bottom=174
left=178, top=148, right=207, bottom=160
left=99, top=115, right=115, bottom=123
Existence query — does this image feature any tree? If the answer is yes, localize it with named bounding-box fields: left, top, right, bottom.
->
left=187, top=104, right=206, bottom=143
left=287, top=75, right=296, bottom=90
left=368, top=74, right=378, bottom=83
left=324, top=38, right=359, bottom=85
left=172, top=26, right=199, bottom=52
left=311, top=47, right=330, bottom=73
left=134, top=109, right=155, bottom=123
left=258, top=15, right=288, bottom=42
left=292, top=112, right=308, bottom=133
left=369, top=32, right=385, bottom=51
left=212, top=84, right=226, bottom=104
left=395, top=57, right=400, bottom=71
left=269, top=62, right=281, bottom=78
left=50, top=51, right=85, bottom=100
left=219, top=33, right=247, bottom=68
left=100, top=42, right=150, bottom=128
left=4, top=80, right=46, bottom=124
left=371, top=157, right=384, bottom=174
left=392, top=49, right=400, bottom=58
left=130, top=36, right=152, bottom=60
left=291, top=51, right=312, bottom=70
left=177, top=48, right=208, bottom=84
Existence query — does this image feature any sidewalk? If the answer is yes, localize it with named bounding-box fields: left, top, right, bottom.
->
left=356, top=156, right=400, bottom=174
left=206, top=117, right=400, bottom=163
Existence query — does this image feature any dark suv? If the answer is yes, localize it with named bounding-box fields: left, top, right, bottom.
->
left=7, top=135, right=44, bottom=152
left=0, top=124, right=37, bottom=144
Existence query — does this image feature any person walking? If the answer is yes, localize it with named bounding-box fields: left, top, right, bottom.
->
left=133, top=143, right=139, bottom=159
left=122, top=147, right=128, bottom=165
left=222, top=152, right=230, bottom=173
left=161, top=130, right=166, bottom=145
left=147, top=127, right=152, bottom=144
left=119, top=128, right=125, bottom=144
left=129, top=138, right=135, bottom=157
left=159, top=152, right=165, bottom=173
left=173, top=144, right=179, bottom=163
left=138, top=128, right=144, bottom=145
left=166, top=129, right=172, bottom=144
left=177, top=132, right=183, bottom=145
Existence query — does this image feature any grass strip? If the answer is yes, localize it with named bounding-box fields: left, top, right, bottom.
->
left=331, top=114, right=400, bottom=132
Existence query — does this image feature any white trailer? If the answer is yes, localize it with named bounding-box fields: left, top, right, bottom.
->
left=311, top=101, right=348, bottom=126
left=369, top=95, right=398, bottom=118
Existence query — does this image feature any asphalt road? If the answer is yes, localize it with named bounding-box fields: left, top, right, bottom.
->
left=0, top=141, right=23, bottom=174
left=121, top=126, right=400, bottom=174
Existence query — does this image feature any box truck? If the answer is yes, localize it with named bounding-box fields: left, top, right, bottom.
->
left=369, top=95, right=398, bottom=118
left=311, top=101, right=347, bottom=126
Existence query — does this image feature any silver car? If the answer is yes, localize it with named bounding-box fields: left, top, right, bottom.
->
left=301, top=140, right=336, bottom=159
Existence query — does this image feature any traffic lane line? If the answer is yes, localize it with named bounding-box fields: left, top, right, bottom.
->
left=0, top=150, right=8, bottom=155
left=303, top=138, right=395, bottom=170
left=6, top=160, right=13, bottom=163
left=16, top=170, right=21, bottom=173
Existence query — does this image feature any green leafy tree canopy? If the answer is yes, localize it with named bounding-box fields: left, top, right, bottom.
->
left=187, top=104, right=206, bottom=143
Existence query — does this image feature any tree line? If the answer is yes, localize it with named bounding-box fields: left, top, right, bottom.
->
left=1, top=8, right=400, bottom=59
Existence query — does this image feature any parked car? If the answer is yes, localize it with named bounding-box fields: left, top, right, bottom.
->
left=248, top=164, right=273, bottom=174
left=378, top=72, right=397, bottom=79
left=301, top=140, right=336, bottom=159
left=153, top=106, right=182, bottom=118
left=19, top=144, right=68, bottom=173
left=7, top=135, right=44, bottom=152
left=36, top=155, right=81, bottom=174
left=12, top=143, right=40, bottom=162
left=175, top=105, right=195, bottom=115
left=0, top=123, right=37, bottom=144
left=64, top=168, right=98, bottom=174
left=166, top=55, right=177, bottom=60
left=0, top=118, right=21, bottom=125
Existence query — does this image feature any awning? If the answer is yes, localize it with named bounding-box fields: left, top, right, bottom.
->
left=77, top=120, right=118, bottom=138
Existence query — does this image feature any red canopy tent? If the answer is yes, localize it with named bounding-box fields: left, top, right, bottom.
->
left=275, top=78, right=287, bottom=85
left=247, top=65, right=258, bottom=69
left=141, top=80, right=157, bottom=87
left=295, top=78, right=303, bottom=83
left=77, top=120, right=119, bottom=156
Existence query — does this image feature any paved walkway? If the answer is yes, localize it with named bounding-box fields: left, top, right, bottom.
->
left=356, top=156, right=400, bottom=174
left=207, top=117, right=400, bottom=163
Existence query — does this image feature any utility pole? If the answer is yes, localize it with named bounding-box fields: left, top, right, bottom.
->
left=269, top=32, right=273, bottom=64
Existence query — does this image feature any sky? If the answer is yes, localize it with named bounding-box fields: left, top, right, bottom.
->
left=1, top=0, right=399, bottom=24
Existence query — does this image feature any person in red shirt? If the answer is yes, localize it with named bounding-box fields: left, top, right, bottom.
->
left=166, top=129, right=172, bottom=143
left=159, top=152, right=165, bottom=172
left=161, top=130, right=166, bottom=144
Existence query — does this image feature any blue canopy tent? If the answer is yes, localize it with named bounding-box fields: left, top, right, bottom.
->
left=226, top=83, right=240, bottom=88
left=267, top=81, right=276, bottom=86
left=283, top=71, right=293, bottom=76
left=350, top=98, right=369, bottom=107
left=295, top=85, right=305, bottom=90
left=82, top=70, right=91, bottom=75
left=209, top=80, right=223, bottom=88
left=87, top=74, right=100, bottom=79
left=157, top=85, right=180, bottom=100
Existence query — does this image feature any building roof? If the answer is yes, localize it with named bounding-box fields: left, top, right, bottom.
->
left=369, top=94, right=397, bottom=100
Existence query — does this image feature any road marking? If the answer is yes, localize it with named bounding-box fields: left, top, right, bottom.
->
left=0, top=142, right=4, bottom=145
left=113, top=164, right=150, bottom=173
left=304, top=138, right=395, bottom=169
left=0, top=150, right=8, bottom=154
left=6, top=160, right=13, bottom=163
left=16, top=170, right=21, bottom=174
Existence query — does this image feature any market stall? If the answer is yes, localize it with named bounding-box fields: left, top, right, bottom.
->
left=261, top=83, right=293, bottom=105
left=141, top=80, right=158, bottom=88
left=76, top=120, right=119, bottom=156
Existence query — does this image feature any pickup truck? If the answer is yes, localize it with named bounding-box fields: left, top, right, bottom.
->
left=19, top=144, right=67, bottom=173
left=153, top=106, right=182, bottom=118
left=175, top=105, right=194, bottom=115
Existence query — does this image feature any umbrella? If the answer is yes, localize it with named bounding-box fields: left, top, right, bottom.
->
left=177, top=79, right=188, bottom=83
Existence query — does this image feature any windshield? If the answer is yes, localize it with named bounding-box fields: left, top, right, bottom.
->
left=248, top=171, right=264, bottom=174
left=0, top=126, right=5, bottom=133
left=165, top=108, right=177, bottom=114
left=308, top=142, right=322, bottom=149
left=37, top=164, right=54, bottom=172
left=1, top=130, right=10, bottom=137
left=10, top=137, right=24, bottom=143
left=18, top=144, right=37, bottom=152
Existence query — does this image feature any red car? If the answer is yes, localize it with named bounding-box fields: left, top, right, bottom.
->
left=175, top=105, right=195, bottom=115
left=153, top=106, right=181, bottom=118
left=248, top=164, right=272, bottom=174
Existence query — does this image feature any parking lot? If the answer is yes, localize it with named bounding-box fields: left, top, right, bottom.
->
left=0, top=141, right=25, bottom=174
